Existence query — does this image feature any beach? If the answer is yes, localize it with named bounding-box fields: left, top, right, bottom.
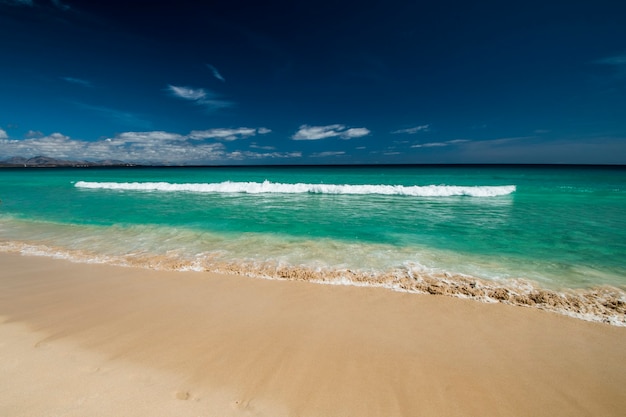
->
left=1, top=252, right=625, bottom=417
left=2, top=166, right=626, bottom=326
left=3, top=0, right=626, bottom=413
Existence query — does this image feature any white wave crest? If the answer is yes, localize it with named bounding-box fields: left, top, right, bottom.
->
left=74, top=180, right=516, bottom=197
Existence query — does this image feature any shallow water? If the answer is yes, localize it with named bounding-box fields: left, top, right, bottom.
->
left=1, top=165, right=625, bottom=324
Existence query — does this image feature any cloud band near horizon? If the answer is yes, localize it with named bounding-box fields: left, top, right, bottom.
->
left=0, top=128, right=291, bottom=164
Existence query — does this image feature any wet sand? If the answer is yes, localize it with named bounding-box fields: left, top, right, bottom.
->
left=1, top=252, right=625, bottom=416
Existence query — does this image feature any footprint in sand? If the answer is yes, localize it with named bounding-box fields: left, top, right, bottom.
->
left=33, top=340, right=48, bottom=349
left=175, top=390, right=190, bottom=401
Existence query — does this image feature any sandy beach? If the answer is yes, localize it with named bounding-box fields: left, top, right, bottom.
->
left=1, top=252, right=625, bottom=416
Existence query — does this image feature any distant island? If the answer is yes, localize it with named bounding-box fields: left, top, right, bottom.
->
left=0, top=156, right=139, bottom=168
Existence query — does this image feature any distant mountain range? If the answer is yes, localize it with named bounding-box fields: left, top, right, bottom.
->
left=0, top=156, right=139, bottom=168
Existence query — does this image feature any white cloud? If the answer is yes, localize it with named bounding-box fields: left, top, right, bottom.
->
left=342, top=127, right=371, bottom=139
left=112, top=131, right=185, bottom=144
left=292, top=124, right=370, bottom=140
left=166, top=84, right=233, bottom=111
left=188, top=127, right=270, bottom=141
left=189, top=128, right=255, bottom=141
left=292, top=125, right=342, bottom=140
left=0, top=132, right=81, bottom=159
left=392, top=125, right=430, bottom=134
left=206, top=64, right=225, bottom=82
left=0, top=128, right=285, bottom=165
left=0, top=131, right=222, bottom=163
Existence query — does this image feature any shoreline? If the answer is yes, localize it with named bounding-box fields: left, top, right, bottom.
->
left=1, top=252, right=626, bottom=416
left=2, top=241, right=625, bottom=326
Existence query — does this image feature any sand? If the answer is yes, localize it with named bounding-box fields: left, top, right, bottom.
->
left=1, top=252, right=625, bottom=416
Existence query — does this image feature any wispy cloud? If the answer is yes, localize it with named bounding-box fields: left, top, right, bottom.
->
left=411, top=136, right=530, bottom=150
left=167, top=85, right=207, bottom=100
left=411, top=139, right=469, bottom=148
left=391, top=124, right=430, bottom=134
left=206, top=64, right=225, bottom=82
left=594, top=53, right=626, bottom=82
left=61, top=76, right=93, bottom=87
left=596, top=54, right=626, bottom=66
left=474, top=136, right=534, bottom=146
left=74, top=102, right=153, bottom=129
left=449, top=136, right=626, bottom=164
left=411, top=142, right=446, bottom=148
left=1, top=0, right=34, bottom=6
left=51, top=0, right=70, bottom=10
left=1, top=0, right=69, bottom=9
left=0, top=128, right=8, bottom=139
left=250, top=143, right=276, bottom=150
left=166, top=84, right=233, bottom=111
left=292, top=124, right=370, bottom=140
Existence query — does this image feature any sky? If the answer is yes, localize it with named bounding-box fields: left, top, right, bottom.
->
left=1, top=0, right=626, bottom=165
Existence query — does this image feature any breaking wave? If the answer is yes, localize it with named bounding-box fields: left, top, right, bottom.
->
left=75, top=180, right=516, bottom=197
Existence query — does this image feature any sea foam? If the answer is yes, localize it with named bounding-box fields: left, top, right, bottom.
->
left=75, top=180, right=516, bottom=197
left=1, top=240, right=624, bottom=326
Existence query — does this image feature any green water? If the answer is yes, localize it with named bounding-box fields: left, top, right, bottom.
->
left=1, top=165, right=625, bottom=289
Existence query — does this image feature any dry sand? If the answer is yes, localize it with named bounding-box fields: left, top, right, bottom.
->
left=1, top=252, right=625, bottom=417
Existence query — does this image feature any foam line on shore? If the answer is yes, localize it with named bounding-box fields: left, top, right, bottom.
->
left=1, top=241, right=623, bottom=326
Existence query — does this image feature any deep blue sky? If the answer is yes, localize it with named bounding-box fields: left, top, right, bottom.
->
left=1, top=0, right=626, bottom=164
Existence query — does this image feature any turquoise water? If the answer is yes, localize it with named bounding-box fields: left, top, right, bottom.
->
left=1, top=166, right=625, bottom=293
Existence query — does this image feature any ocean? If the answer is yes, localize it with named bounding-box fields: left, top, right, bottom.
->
left=1, top=165, right=625, bottom=324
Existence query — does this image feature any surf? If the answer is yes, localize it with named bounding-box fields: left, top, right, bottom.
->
left=74, top=180, right=516, bottom=197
